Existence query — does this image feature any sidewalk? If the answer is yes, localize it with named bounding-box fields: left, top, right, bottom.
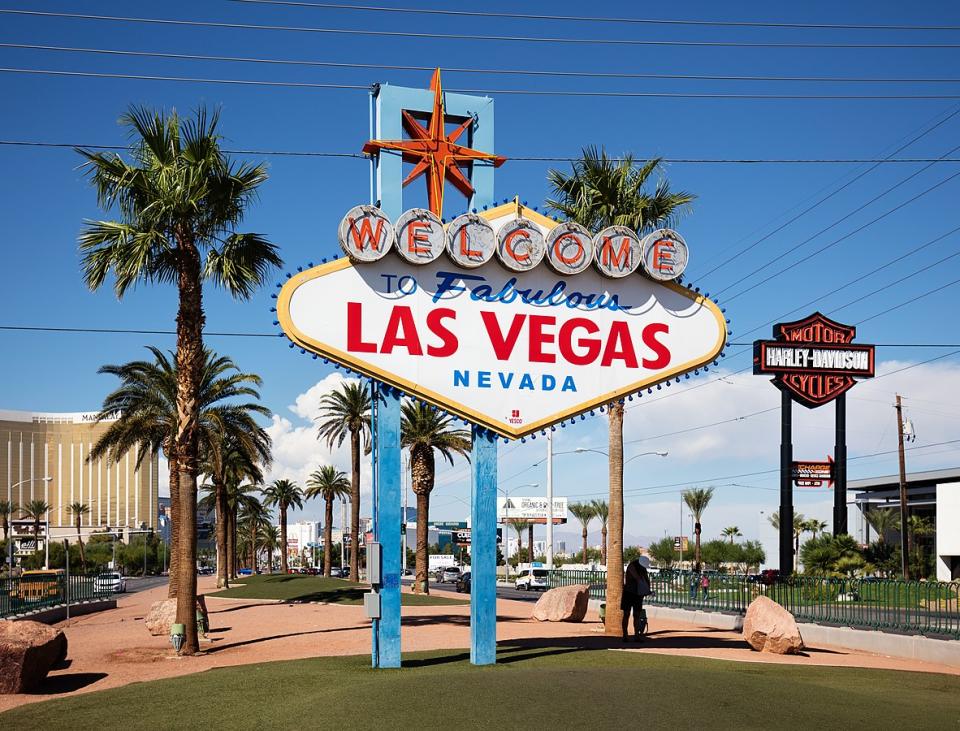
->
left=1, top=576, right=957, bottom=713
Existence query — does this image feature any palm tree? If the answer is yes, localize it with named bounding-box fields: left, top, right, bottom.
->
left=681, top=487, right=715, bottom=571
left=866, top=508, right=899, bottom=543
left=239, top=497, right=270, bottom=573
left=549, top=146, right=694, bottom=637
left=21, top=500, right=50, bottom=555
left=0, top=500, right=15, bottom=542
left=91, top=346, right=271, bottom=598
left=66, top=502, right=90, bottom=572
left=400, top=400, right=471, bottom=594
left=259, top=523, right=280, bottom=573
left=306, top=466, right=351, bottom=576
left=768, top=510, right=806, bottom=571
left=263, top=479, right=304, bottom=574
left=78, top=106, right=282, bottom=654
left=568, top=502, right=596, bottom=566
left=907, top=514, right=935, bottom=579
left=591, top=500, right=610, bottom=564
left=315, top=381, right=371, bottom=582
left=722, top=526, right=742, bottom=544
left=509, top=519, right=530, bottom=564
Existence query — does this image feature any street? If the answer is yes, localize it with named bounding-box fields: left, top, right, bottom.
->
left=123, top=576, right=169, bottom=595
left=402, top=577, right=543, bottom=603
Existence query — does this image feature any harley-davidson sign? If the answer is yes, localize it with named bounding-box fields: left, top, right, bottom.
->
left=753, top=313, right=874, bottom=408
left=792, top=457, right=834, bottom=488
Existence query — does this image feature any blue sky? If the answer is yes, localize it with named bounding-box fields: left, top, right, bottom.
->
left=3, top=1, right=960, bottom=561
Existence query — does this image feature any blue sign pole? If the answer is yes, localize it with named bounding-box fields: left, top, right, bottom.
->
left=373, top=384, right=402, bottom=668
left=470, top=427, right=498, bottom=665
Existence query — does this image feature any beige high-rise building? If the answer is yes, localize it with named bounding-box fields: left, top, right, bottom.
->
left=0, top=410, right=159, bottom=542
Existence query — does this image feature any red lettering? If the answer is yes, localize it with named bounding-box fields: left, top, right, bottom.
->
left=348, top=216, right=384, bottom=251
left=600, top=321, right=638, bottom=368
left=652, top=239, right=674, bottom=273
left=346, top=302, right=376, bottom=353
left=558, top=319, right=601, bottom=366
left=641, top=323, right=671, bottom=369
left=406, top=220, right=431, bottom=254
left=481, top=311, right=526, bottom=360
left=528, top=315, right=556, bottom=363
left=381, top=305, right=423, bottom=355
left=553, top=232, right=585, bottom=265
left=458, top=226, right=482, bottom=257
left=600, top=236, right=632, bottom=270
left=426, top=308, right=458, bottom=357
left=504, top=227, right=531, bottom=263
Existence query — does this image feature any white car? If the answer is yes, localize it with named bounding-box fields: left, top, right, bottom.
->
left=515, top=568, right=549, bottom=591
left=94, top=572, right=127, bottom=594
left=439, top=566, right=461, bottom=583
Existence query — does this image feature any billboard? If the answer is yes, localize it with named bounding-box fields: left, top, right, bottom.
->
left=792, top=457, right=834, bottom=488
left=497, top=496, right=568, bottom=524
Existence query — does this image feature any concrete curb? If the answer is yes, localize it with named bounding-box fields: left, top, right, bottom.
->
left=9, top=599, right=117, bottom=625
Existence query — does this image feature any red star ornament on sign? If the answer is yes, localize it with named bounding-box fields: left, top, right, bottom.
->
left=362, top=68, right=506, bottom=219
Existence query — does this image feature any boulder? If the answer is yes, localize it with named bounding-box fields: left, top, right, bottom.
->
left=743, top=596, right=804, bottom=654
left=144, top=598, right=178, bottom=637
left=532, top=584, right=590, bottom=623
left=0, top=619, right=68, bottom=694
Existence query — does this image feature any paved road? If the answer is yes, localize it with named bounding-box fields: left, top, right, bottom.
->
left=122, top=576, right=168, bottom=595
left=403, top=577, right=544, bottom=603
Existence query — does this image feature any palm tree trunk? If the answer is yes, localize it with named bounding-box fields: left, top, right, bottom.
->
left=695, top=522, right=702, bottom=571
left=349, top=431, right=361, bottom=583
left=414, top=491, right=430, bottom=594
left=324, top=497, right=334, bottom=576
left=215, top=482, right=228, bottom=589
left=581, top=527, right=587, bottom=564
left=249, top=520, right=257, bottom=573
left=280, top=505, right=289, bottom=573
left=601, top=524, right=608, bottom=565
left=231, top=508, right=239, bottom=578
left=167, top=451, right=180, bottom=598
left=76, top=517, right=86, bottom=573
left=528, top=523, right=534, bottom=563
left=605, top=402, right=625, bottom=636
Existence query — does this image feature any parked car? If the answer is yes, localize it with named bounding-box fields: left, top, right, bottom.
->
left=402, top=567, right=413, bottom=576
left=329, top=567, right=347, bottom=578
left=94, top=572, right=127, bottom=594
left=439, top=566, right=461, bottom=583
left=514, top=568, right=549, bottom=591
left=237, top=568, right=253, bottom=576
left=198, top=566, right=215, bottom=576
left=456, top=571, right=471, bottom=593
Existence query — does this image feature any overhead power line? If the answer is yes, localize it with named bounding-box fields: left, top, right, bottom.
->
left=5, top=67, right=960, bottom=99
left=227, top=0, right=960, bottom=32
left=4, top=42, right=960, bottom=84
left=2, top=9, right=960, bottom=49
left=3, top=140, right=960, bottom=164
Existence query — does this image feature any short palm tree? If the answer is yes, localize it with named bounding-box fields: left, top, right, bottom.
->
left=259, top=523, right=280, bottom=573
left=866, top=508, right=900, bottom=543
left=306, top=466, right=351, bottom=576
left=568, top=502, right=596, bottom=566
left=78, top=105, right=281, bottom=655
left=21, top=500, right=50, bottom=561
left=401, top=400, right=471, bottom=594
left=262, top=479, right=304, bottom=574
left=591, top=500, right=610, bottom=564
left=91, top=346, right=270, bottom=597
left=0, top=500, right=15, bottom=542
left=681, top=487, right=715, bottom=571
left=549, top=146, right=694, bottom=637
left=315, top=381, right=371, bottom=582
left=66, top=502, right=90, bottom=572
left=509, top=519, right=530, bottom=564
left=722, top=526, right=742, bottom=544
left=769, top=510, right=806, bottom=571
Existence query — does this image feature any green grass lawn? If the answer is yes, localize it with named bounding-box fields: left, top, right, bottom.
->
left=209, top=574, right=468, bottom=606
left=4, top=647, right=959, bottom=730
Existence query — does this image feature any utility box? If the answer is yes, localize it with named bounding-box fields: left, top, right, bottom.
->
left=367, top=542, right=382, bottom=586
left=363, top=591, right=381, bottom=619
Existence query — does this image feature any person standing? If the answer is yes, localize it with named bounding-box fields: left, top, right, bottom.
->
left=700, top=573, right=710, bottom=602
left=621, top=558, right=652, bottom=641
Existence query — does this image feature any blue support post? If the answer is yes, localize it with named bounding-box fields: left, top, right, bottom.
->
left=470, top=427, right=498, bottom=665
left=374, top=385, right=402, bottom=668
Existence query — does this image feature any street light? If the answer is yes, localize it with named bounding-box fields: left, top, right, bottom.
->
left=6, top=476, right=52, bottom=573
left=574, top=447, right=669, bottom=464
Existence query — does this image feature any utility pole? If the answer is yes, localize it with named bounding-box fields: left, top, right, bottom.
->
left=895, top=394, right=910, bottom=580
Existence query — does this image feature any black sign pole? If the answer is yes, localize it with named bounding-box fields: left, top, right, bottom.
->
left=780, top=389, right=794, bottom=575
left=834, top=393, right=848, bottom=536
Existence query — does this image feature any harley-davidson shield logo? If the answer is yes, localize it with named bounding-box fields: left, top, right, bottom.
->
left=753, top=312, right=875, bottom=409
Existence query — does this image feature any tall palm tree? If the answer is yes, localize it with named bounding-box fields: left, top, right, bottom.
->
left=315, top=381, right=371, bottom=582
left=66, top=502, right=90, bottom=572
left=78, top=106, right=281, bottom=654
left=768, top=510, right=806, bottom=571
left=400, top=400, right=471, bottom=594
left=92, top=347, right=271, bottom=596
left=263, top=479, right=304, bottom=574
left=259, top=523, right=280, bottom=573
left=722, top=526, right=742, bottom=544
left=305, top=466, right=350, bottom=576
left=591, top=500, right=610, bottom=564
left=681, top=487, right=715, bottom=571
left=239, top=496, right=270, bottom=573
left=866, top=508, right=899, bottom=543
left=568, top=502, right=596, bottom=566
left=21, top=501, right=50, bottom=559
left=0, top=500, right=15, bottom=542
left=549, top=146, right=694, bottom=637
left=509, top=519, right=530, bottom=564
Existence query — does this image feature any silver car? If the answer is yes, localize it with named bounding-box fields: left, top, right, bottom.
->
left=439, top=566, right=461, bottom=583
left=94, top=572, right=127, bottom=594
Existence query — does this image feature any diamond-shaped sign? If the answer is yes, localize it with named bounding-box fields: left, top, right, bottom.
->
left=278, top=209, right=726, bottom=438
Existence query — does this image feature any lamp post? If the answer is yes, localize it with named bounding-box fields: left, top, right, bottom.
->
left=6, top=476, right=52, bottom=573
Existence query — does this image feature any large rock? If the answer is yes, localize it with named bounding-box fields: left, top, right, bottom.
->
left=532, top=584, right=590, bottom=622
left=0, top=619, right=68, bottom=693
left=743, top=596, right=804, bottom=654
left=144, top=598, right=178, bottom=636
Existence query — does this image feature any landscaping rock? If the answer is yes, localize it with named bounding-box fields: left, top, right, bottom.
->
left=743, top=596, right=804, bottom=654
left=532, top=584, right=590, bottom=622
left=0, top=619, right=68, bottom=693
left=144, top=598, right=178, bottom=636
